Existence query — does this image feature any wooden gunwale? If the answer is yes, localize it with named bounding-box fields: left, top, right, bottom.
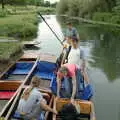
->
left=53, top=98, right=96, bottom=120
left=0, top=80, right=22, bottom=91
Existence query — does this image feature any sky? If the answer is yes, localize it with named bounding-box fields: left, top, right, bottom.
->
left=44, top=0, right=59, bottom=3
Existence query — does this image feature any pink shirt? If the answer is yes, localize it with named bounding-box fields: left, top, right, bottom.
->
left=57, top=64, right=76, bottom=79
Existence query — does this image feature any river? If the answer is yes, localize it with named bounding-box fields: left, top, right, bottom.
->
left=33, top=15, right=120, bottom=120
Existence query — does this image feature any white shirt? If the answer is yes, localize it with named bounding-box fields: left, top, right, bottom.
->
left=17, top=87, right=46, bottom=114
left=68, top=47, right=82, bottom=68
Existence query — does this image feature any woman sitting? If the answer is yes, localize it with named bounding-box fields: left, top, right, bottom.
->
left=17, top=76, right=57, bottom=120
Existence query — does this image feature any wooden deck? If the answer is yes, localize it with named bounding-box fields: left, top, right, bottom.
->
left=21, top=52, right=56, bottom=63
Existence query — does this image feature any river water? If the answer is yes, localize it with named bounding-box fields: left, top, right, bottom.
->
left=33, top=15, right=120, bottom=120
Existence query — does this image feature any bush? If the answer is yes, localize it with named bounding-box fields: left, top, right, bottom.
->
left=0, top=42, right=22, bottom=61
left=110, top=15, right=120, bottom=24
left=92, top=12, right=112, bottom=22
left=92, top=12, right=120, bottom=25
left=0, top=14, right=38, bottom=40
left=37, top=7, right=56, bottom=14
left=0, top=9, right=7, bottom=17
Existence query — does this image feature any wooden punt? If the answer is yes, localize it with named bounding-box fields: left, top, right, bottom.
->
left=53, top=98, right=96, bottom=120
left=0, top=52, right=96, bottom=120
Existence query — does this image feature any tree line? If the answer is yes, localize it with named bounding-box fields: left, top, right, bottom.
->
left=0, top=0, right=57, bottom=9
left=56, top=0, right=120, bottom=24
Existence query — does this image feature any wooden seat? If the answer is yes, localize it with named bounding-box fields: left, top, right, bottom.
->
left=55, top=98, right=91, bottom=115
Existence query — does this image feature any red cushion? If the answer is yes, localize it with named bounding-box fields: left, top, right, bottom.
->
left=0, top=91, right=15, bottom=100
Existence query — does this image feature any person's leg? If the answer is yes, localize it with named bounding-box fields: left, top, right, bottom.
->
left=60, top=77, right=72, bottom=98
left=24, top=103, right=46, bottom=120
left=75, top=69, right=84, bottom=98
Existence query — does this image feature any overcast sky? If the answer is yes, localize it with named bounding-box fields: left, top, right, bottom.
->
left=44, top=0, right=59, bottom=3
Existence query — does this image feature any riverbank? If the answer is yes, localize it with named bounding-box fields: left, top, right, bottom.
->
left=0, top=5, right=56, bottom=40
left=59, top=15, right=120, bottom=28
left=0, top=42, right=23, bottom=73
left=0, top=14, right=38, bottom=40
left=0, top=5, right=56, bottom=66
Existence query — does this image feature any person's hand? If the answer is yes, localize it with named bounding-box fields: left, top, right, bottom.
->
left=53, top=109, right=58, bottom=114
left=55, top=96, right=59, bottom=101
left=70, top=98, right=75, bottom=105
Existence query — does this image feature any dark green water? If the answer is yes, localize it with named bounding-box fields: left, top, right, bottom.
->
left=34, top=15, right=120, bottom=120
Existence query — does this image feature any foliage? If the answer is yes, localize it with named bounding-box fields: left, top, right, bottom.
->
left=56, top=0, right=69, bottom=14
left=37, top=7, right=56, bottom=14
left=0, top=42, right=22, bottom=61
left=0, top=9, right=7, bottom=17
left=92, top=12, right=120, bottom=24
left=0, top=14, right=38, bottom=39
left=57, top=0, right=120, bottom=24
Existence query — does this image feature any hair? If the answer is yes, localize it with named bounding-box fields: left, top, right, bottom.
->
left=31, top=76, right=41, bottom=87
left=71, top=36, right=78, bottom=43
left=58, top=66, right=68, bottom=74
left=66, top=22, right=72, bottom=26
left=21, top=76, right=41, bottom=100
left=58, top=103, right=80, bottom=120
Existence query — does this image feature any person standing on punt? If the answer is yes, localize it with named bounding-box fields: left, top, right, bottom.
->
left=63, top=22, right=80, bottom=43
left=17, top=76, right=57, bottom=120
left=67, top=36, right=85, bottom=72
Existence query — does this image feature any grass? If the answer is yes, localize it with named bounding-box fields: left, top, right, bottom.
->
left=0, top=42, right=23, bottom=61
left=0, top=14, right=38, bottom=40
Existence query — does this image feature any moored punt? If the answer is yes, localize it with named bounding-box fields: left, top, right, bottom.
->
left=22, top=41, right=41, bottom=48
left=53, top=98, right=96, bottom=120
left=21, top=52, right=56, bottom=63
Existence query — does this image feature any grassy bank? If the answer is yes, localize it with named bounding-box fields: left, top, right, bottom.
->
left=0, top=5, right=56, bottom=40
left=0, top=42, right=23, bottom=73
left=0, top=14, right=38, bottom=40
left=0, top=42, right=23, bottom=61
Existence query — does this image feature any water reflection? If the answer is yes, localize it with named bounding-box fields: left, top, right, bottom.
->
left=57, top=15, right=120, bottom=81
left=34, top=15, right=63, bottom=57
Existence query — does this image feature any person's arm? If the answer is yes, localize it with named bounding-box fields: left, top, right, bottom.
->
left=61, top=51, right=67, bottom=66
left=71, top=75, right=77, bottom=100
left=57, top=76, right=61, bottom=97
left=40, top=100, right=57, bottom=114
left=80, top=49, right=86, bottom=71
left=82, top=71, right=89, bottom=84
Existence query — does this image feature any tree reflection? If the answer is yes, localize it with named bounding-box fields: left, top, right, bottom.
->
left=57, top=15, right=120, bottom=81
left=88, top=27, right=120, bottom=81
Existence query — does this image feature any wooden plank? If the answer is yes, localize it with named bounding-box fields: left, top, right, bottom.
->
left=53, top=97, right=56, bottom=120
left=45, top=95, right=54, bottom=120
left=0, top=81, right=22, bottom=91
left=21, top=52, right=56, bottom=63
left=90, top=102, right=96, bottom=120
